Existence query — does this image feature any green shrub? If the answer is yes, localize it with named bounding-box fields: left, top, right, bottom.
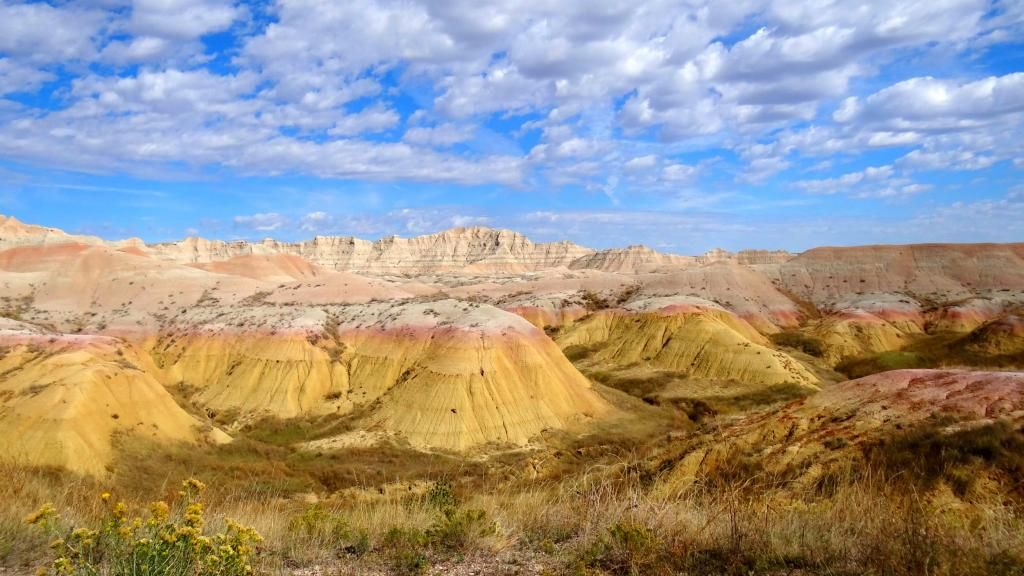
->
left=426, top=508, right=497, bottom=555
left=580, top=291, right=611, bottom=312
left=563, top=344, right=596, bottom=362
left=381, top=527, right=429, bottom=575
left=577, top=521, right=666, bottom=576
left=836, top=351, right=926, bottom=379
left=287, top=504, right=368, bottom=557
left=702, top=383, right=812, bottom=413
left=867, top=419, right=1024, bottom=496
left=770, top=331, right=825, bottom=357
left=426, top=480, right=458, bottom=510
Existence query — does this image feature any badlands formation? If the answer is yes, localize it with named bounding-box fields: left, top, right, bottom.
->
left=0, top=213, right=1023, bottom=477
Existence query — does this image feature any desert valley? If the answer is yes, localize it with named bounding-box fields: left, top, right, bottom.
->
left=1, top=214, right=1022, bottom=575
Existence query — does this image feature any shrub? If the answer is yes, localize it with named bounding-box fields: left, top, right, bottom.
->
left=562, top=344, right=596, bottom=362
left=836, top=350, right=925, bottom=379
left=381, top=527, right=429, bottom=575
left=769, top=331, right=825, bottom=357
left=287, top=504, right=369, bottom=558
left=426, top=507, right=497, bottom=555
left=426, top=480, right=458, bottom=510
left=866, top=418, right=1024, bottom=496
left=580, top=291, right=611, bottom=312
left=25, top=478, right=261, bottom=576
left=576, top=521, right=666, bottom=576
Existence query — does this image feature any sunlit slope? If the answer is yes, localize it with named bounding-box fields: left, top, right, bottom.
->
left=0, top=324, right=227, bottom=475
left=557, top=297, right=818, bottom=388
left=143, top=300, right=612, bottom=451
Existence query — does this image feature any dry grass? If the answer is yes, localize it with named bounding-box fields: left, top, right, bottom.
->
left=5, top=411, right=1024, bottom=576
left=5, top=456, right=1024, bottom=575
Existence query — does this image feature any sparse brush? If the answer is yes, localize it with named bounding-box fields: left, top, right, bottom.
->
left=23, top=478, right=261, bottom=576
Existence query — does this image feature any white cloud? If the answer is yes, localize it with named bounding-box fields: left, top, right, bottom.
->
left=328, top=104, right=400, bottom=136
left=128, top=0, right=244, bottom=40
left=402, top=123, right=475, bottom=147
left=897, top=148, right=997, bottom=170
left=0, top=0, right=1018, bottom=201
left=0, top=2, right=105, bottom=63
left=0, top=58, right=52, bottom=96
left=662, top=163, right=698, bottom=182
left=834, top=73, right=1024, bottom=130
left=234, top=212, right=287, bottom=231
left=796, top=165, right=894, bottom=194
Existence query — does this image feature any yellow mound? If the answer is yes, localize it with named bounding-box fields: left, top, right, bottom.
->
left=143, top=300, right=611, bottom=451
left=809, top=309, right=911, bottom=365
left=0, top=341, right=226, bottom=476
left=146, top=333, right=351, bottom=419
left=556, top=299, right=818, bottom=388
left=964, top=315, right=1024, bottom=355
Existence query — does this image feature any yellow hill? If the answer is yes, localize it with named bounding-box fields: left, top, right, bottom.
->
left=142, top=300, right=611, bottom=452
left=809, top=309, right=911, bottom=365
left=0, top=337, right=227, bottom=476
left=556, top=297, right=818, bottom=388
left=964, top=315, right=1024, bottom=356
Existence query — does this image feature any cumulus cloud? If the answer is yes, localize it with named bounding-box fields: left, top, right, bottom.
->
left=402, top=123, right=475, bottom=147
left=234, top=212, right=287, bottom=232
left=0, top=2, right=106, bottom=64
left=328, top=104, right=401, bottom=136
left=0, top=0, right=1018, bottom=204
left=834, top=73, right=1024, bottom=130
left=0, top=58, right=52, bottom=96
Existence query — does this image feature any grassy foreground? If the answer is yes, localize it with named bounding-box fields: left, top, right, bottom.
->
left=3, top=425, right=1024, bottom=576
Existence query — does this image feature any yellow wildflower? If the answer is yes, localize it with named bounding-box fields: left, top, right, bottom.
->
left=71, top=528, right=97, bottom=541
left=35, top=566, right=48, bottom=576
left=182, top=478, right=206, bottom=492
left=111, top=502, right=128, bottom=520
left=100, top=492, right=111, bottom=503
left=149, top=501, right=170, bottom=522
left=24, top=503, right=57, bottom=526
left=52, top=558, right=73, bottom=575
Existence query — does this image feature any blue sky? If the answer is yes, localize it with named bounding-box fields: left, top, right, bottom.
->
left=0, top=0, right=1022, bottom=253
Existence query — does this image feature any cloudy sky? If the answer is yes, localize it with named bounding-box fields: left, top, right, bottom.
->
left=0, top=0, right=1022, bottom=252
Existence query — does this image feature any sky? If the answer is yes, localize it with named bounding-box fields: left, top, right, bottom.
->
left=0, top=0, right=1022, bottom=254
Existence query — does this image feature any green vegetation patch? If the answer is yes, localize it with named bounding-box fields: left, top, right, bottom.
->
left=836, top=350, right=926, bottom=379
left=700, top=382, right=813, bottom=413
left=769, top=330, right=825, bottom=357
left=866, top=417, right=1024, bottom=497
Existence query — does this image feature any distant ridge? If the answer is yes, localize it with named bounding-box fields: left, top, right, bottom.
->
left=1, top=214, right=796, bottom=275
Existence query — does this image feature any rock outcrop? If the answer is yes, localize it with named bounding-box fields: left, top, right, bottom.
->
left=148, top=227, right=594, bottom=274
left=568, top=245, right=696, bottom=272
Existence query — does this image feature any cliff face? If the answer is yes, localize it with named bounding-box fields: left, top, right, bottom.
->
left=568, top=245, right=696, bottom=273
left=147, top=227, right=594, bottom=274
left=767, top=243, right=1024, bottom=305
left=697, top=248, right=794, bottom=265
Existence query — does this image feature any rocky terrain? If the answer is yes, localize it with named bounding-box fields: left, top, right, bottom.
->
left=2, top=213, right=1023, bottom=575
left=2, top=214, right=1023, bottom=472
